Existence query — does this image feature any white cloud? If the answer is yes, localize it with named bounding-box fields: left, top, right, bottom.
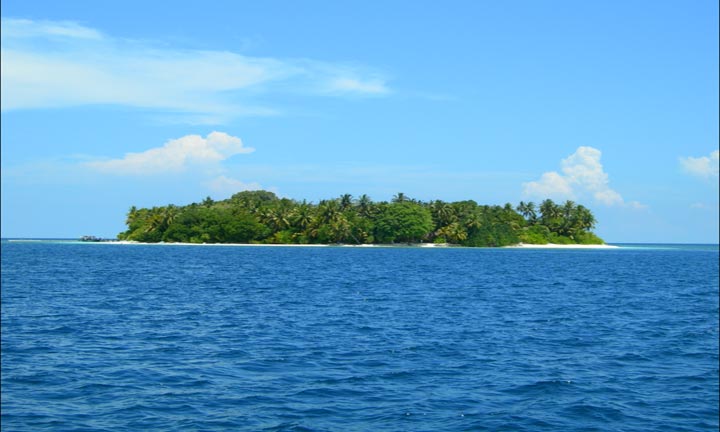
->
left=2, top=18, right=103, bottom=39
left=327, top=77, right=389, bottom=95
left=204, top=175, right=263, bottom=195
left=680, top=150, right=719, bottom=179
left=522, top=171, right=574, bottom=200
left=626, top=201, right=648, bottom=210
left=523, top=146, right=640, bottom=207
left=86, top=131, right=253, bottom=175
left=0, top=18, right=391, bottom=121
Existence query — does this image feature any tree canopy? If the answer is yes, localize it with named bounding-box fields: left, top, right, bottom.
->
left=117, top=191, right=604, bottom=246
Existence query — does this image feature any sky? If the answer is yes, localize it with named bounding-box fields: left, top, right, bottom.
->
left=1, top=0, right=718, bottom=243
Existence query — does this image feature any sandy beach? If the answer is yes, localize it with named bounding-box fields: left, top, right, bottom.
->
left=104, top=240, right=618, bottom=249
left=503, top=242, right=619, bottom=249
left=109, top=240, right=330, bottom=247
left=109, top=241, right=446, bottom=248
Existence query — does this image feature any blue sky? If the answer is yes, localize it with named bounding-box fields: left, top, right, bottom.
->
left=1, top=0, right=718, bottom=243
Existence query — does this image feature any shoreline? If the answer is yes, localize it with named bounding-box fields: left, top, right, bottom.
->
left=110, top=241, right=619, bottom=249
left=8, top=239, right=619, bottom=249
left=503, top=242, right=619, bottom=249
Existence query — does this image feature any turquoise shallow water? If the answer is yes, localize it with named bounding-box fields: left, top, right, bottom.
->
left=1, top=241, right=718, bottom=431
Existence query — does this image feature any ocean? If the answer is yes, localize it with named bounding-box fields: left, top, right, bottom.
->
left=1, top=241, right=718, bottom=431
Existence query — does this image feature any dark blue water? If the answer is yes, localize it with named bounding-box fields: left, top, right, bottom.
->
left=2, top=242, right=718, bottom=431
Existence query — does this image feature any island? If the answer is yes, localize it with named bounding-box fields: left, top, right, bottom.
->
left=80, top=235, right=117, bottom=242
left=117, top=191, right=605, bottom=247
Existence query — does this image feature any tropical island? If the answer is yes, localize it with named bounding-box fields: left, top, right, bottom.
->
left=116, top=191, right=605, bottom=247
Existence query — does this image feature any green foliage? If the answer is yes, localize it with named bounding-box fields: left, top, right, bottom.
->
left=161, top=208, right=266, bottom=243
left=117, top=191, right=604, bottom=247
left=574, top=231, right=605, bottom=245
left=547, top=233, right=575, bottom=244
left=373, top=202, right=433, bottom=243
left=463, top=223, right=519, bottom=247
left=518, top=225, right=550, bottom=244
left=265, top=230, right=295, bottom=244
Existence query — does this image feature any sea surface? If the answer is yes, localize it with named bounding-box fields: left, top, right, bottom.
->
left=2, top=241, right=718, bottom=431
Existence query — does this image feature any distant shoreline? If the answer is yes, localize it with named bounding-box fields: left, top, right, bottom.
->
left=503, top=242, right=619, bottom=249
left=7, top=239, right=619, bottom=249
left=110, top=241, right=619, bottom=249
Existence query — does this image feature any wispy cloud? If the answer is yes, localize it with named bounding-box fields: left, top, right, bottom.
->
left=203, top=175, right=263, bottom=195
left=523, top=146, right=644, bottom=208
left=0, top=18, right=391, bottom=122
left=3, top=18, right=103, bottom=39
left=680, top=149, right=719, bottom=180
left=690, top=202, right=709, bottom=209
left=326, top=77, right=389, bottom=95
left=86, top=131, right=253, bottom=175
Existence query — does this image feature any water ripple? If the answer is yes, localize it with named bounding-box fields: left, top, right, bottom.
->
left=2, top=243, right=718, bottom=431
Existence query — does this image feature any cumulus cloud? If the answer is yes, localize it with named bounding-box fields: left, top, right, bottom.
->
left=0, top=18, right=391, bottom=120
left=86, top=132, right=253, bottom=175
left=679, top=150, right=719, bottom=179
left=522, top=171, right=574, bottom=199
left=523, top=146, right=641, bottom=207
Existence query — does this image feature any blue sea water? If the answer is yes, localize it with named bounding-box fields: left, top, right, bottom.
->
left=1, top=241, right=718, bottom=431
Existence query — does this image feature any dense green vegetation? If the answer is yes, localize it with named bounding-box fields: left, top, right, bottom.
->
left=118, top=191, right=604, bottom=246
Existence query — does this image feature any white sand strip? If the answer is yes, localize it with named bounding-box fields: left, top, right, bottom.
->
left=108, top=241, right=329, bottom=247
left=90, top=241, right=618, bottom=249
left=503, top=243, right=619, bottom=249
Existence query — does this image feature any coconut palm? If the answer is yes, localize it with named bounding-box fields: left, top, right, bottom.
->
left=516, top=201, right=537, bottom=223
left=576, top=205, right=596, bottom=230
left=317, top=200, right=341, bottom=224
left=329, top=215, right=353, bottom=243
left=431, top=200, right=457, bottom=227
left=290, top=204, right=314, bottom=231
left=437, top=222, right=467, bottom=243
left=260, top=207, right=290, bottom=231
left=464, top=211, right=483, bottom=231
left=126, top=206, right=139, bottom=226
left=164, top=205, right=179, bottom=226
left=356, top=194, right=374, bottom=217
left=339, top=194, right=353, bottom=210
left=392, top=192, right=407, bottom=203
left=539, top=199, right=561, bottom=226
left=144, top=211, right=165, bottom=234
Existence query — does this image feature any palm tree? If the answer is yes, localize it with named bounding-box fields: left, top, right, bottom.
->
left=144, top=209, right=165, bottom=234
left=164, top=205, right=179, bottom=225
left=126, top=206, right=138, bottom=226
left=431, top=200, right=457, bottom=227
left=329, top=215, right=354, bottom=243
left=540, top=199, right=560, bottom=220
left=576, top=205, right=596, bottom=231
left=464, top=211, right=483, bottom=232
left=356, top=194, right=374, bottom=217
left=260, top=207, right=290, bottom=231
left=538, top=199, right=562, bottom=234
left=339, top=194, right=353, bottom=210
left=562, top=200, right=576, bottom=218
left=290, top=204, right=313, bottom=231
left=392, top=192, right=407, bottom=203
left=437, top=222, right=467, bottom=243
left=142, top=206, right=178, bottom=234
left=516, top=201, right=537, bottom=224
left=317, top=200, right=341, bottom=224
